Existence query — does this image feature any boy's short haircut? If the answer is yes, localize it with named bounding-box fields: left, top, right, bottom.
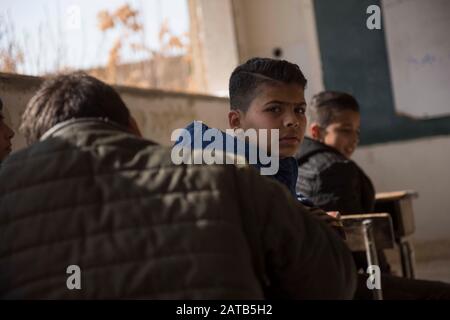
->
left=20, top=72, right=130, bottom=144
left=229, top=57, right=307, bottom=112
left=307, top=91, right=360, bottom=128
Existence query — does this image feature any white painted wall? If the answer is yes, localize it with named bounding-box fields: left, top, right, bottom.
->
left=0, top=73, right=229, bottom=151
left=232, top=0, right=324, bottom=102
left=382, top=0, right=450, bottom=119
left=188, top=0, right=240, bottom=96
left=353, top=136, right=450, bottom=243
left=188, top=0, right=324, bottom=100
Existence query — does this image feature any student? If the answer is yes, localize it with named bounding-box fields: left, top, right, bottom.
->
left=0, top=97, right=15, bottom=163
left=296, top=90, right=450, bottom=299
left=175, top=57, right=345, bottom=234
left=296, top=91, right=373, bottom=213
left=294, top=91, right=386, bottom=271
left=0, top=72, right=356, bottom=299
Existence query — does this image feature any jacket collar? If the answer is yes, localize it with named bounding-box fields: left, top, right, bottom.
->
left=40, top=118, right=132, bottom=141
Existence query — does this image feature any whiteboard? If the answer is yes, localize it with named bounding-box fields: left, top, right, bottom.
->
left=382, top=0, right=450, bottom=118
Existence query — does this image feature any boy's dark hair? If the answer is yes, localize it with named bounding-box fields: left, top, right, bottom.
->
left=21, top=72, right=130, bottom=144
left=229, top=57, right=307, bottom=112
left=307, top=91, right=360, bottom=128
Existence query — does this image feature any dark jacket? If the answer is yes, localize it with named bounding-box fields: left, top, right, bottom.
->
left=0, top=119, right=356, bottom=299
left=295, top=137, right=375, bottom=214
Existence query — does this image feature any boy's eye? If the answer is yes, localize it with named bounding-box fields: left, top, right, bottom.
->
left=295, top=106, right=306, bottom=114
left=337, top=128, right=359, bottom=136
left=266, top=105, right=281, bottom=113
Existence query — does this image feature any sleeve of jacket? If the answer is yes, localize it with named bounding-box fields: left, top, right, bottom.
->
left=234, top=166, right=357, bottom=300
left=315, top=161, right=364, bottom=214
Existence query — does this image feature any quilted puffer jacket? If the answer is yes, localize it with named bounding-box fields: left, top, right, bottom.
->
left=296, top=137, right=375, bottom=214
left=296, top=137, right=391, bottom=273
left=0, top=119, right=356, bottom=299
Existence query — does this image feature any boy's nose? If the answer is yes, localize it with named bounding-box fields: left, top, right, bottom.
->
left=286, top=121, right=299, bottom=128
left=284, top=113, right=300, bottom=128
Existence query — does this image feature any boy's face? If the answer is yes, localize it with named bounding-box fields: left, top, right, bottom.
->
left=229, top=82, right=306, bottom=158
left=0, top=111, right=14, bottom=161
left=318, top=110, right=360, bottom=158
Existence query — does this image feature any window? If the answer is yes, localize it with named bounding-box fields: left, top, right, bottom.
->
left=0, top=0, right=197, bottom=93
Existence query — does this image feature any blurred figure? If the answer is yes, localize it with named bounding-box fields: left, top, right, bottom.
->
left=295, top=91, right=386, bottom=271
left=0, top=97, right=15, bottom=163
left=296, top=91, right=368, bottom=212
left=296, top=90, right=450, bottom=300
left=0, top=73, right=356, bottom=299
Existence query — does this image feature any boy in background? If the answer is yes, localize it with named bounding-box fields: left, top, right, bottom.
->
left=296, top=90, right=450, bottom=299
left=296, top=91, right=372, bottom=215
left=294, top=91, right=382, bottom=271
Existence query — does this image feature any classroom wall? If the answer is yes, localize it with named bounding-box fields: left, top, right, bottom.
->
left=353, top=136, right=450, bottom=244
left=188, top=0, right=240, bottom=96
left=0, top=72, right=230, bottom=151
left=231, top=0, right=324, bottom=103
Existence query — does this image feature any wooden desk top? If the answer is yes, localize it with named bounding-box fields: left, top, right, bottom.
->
left=375, top=190, right=418, bottom=202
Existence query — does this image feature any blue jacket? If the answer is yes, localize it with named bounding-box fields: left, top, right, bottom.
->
left=174, top=121, right=314, bottom=206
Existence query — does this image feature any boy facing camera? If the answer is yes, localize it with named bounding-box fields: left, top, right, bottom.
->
left=175, top=58, right=345, bottom=235
left=176, top=57, right=309, bottom=198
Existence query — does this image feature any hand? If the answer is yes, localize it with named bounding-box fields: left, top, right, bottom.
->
left=326, top=211, right=341, bottom=219
left=308, top=208, right=346, bottom=240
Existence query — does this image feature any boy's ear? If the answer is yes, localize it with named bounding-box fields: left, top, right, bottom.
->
left=310, top=122, right=322, bottom=141
left=228, top=110, right=242, bottom=129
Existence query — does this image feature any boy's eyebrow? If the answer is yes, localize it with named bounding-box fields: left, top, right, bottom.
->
left=264, top=100, right=306, bottom=107
left=337, top=123, right=360, bottom=128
